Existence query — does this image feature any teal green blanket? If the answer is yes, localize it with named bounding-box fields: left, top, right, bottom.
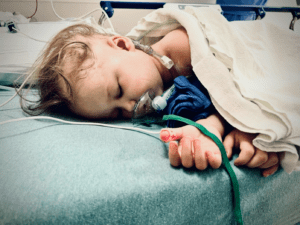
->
left=1, top=86, right=300, bottom=224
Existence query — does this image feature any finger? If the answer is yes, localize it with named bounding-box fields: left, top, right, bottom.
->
left=180, top=137, right=194, bottom=168
left=206, top=150, right=222, bottom=169
left=194, top=139, right=208, bottom=170
left=234, top=141, right=255, bottom=166
left=223, top=132, right=235, bottom=159
left=246, top=148, right=268, bottom=168
left=169, top=141, right=181, bottom=167
left=262, top=163, right=280, bottom=177
left=199, top=134, right=222, bottom=169
left=259, top=152, right=279, bottom=169
left=160, top=128, right=183, bottom=142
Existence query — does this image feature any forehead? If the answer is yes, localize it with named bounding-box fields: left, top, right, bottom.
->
left=60, top=34, right=106, bottom=70
left=58, top=35, right=112, bottom=117
left=58, top=35, right=106, bottom=90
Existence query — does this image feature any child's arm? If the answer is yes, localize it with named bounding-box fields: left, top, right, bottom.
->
left=160, top=112, right=280, bottom=177
left=223, top=129, right=280, bottom=177
left=160, top=112, right=226, bottom=170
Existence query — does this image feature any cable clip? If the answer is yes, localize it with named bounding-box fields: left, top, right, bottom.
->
left=289, top=11, right=300, bottom=31
left=256, top=7, right=266, bottom=20
left=0, top=20, right=6, bottom=27
left=6, top=20, right=17, bottom=33
left=100, top=1, right=114, bottom=18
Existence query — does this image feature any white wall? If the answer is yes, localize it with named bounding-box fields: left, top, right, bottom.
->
left=0, top=0, right=215, bottom=34
left=0, top=0, right=299, bottom=34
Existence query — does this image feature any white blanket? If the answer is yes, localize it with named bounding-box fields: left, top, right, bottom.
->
left=127, top=7, right=300, bottom=173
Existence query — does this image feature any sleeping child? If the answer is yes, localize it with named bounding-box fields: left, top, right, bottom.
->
left=20, top=7, right=300, bottom=176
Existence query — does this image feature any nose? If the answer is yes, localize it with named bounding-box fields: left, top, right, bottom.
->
left=119, top=99, right=136, bottom=118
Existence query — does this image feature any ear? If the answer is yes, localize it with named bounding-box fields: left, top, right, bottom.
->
left=107, top=36, right=135, bottom=51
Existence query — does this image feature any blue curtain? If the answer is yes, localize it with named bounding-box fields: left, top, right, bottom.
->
left=216, top=0, right=268, bottom=21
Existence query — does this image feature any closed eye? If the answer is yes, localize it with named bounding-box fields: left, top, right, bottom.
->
left=118, top=84, right=123, bottom=98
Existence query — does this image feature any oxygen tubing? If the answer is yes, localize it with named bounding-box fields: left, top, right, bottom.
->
left=163, top=114, right=243, bottom=225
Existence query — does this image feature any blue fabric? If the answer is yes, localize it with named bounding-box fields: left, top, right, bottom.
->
left=217, top=0, right=268, bottom=21
left=162, top=76, right=214, bottom=128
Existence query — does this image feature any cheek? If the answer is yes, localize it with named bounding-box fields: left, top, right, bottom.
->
left=131, top=76, right=163, bottom=100
left=107, top=109, right=120, bottom=119
left=122, top=110, right=133, bottom=119
left=121, top=58, right=163, bottom=97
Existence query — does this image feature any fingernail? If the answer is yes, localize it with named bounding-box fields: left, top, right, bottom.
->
left=263, top=172, right=271, bottom=178
left=161, top=130, right=170, bottom=142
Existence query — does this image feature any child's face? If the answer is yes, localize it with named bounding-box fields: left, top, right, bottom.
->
left=62, top=35, right=166, bottom=119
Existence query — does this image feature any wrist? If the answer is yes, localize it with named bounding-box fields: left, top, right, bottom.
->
left=196, top=113, right=226, bottom=137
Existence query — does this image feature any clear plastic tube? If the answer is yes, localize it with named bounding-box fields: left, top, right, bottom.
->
left=132, top=89, right=157, bottom=124
left=131, top=85, right=175, bottom=124
left=130, top=40, right=176, bottom=124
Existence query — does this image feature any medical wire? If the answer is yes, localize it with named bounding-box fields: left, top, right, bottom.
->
left=0, top=115, right=160, bottom=135
left=76, top=7, right=115, bottom=33
left=27, top=0, right=38, bottom=19
left=136, top=19, right=179, bottom=42
left=50, top=0, right=65, bottom=20
left=50, top=0, right=115, bottom=32
left=0, top=70, right=35, bottom=108
left=0, top=1, right=124, bottom=134
left=1, top=0, right=116, bottom=106
left=11, top=27, right=48, bottom=43
left=163, top=115, right=243, bottom=225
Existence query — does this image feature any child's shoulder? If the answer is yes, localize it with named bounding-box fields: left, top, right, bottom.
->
left=162, top=28, right=191, bottom=69
left=163, top=28, right=189, bottom=47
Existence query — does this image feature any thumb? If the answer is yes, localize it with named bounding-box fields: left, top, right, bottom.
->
left=160, top=127, right=184, bottom=142
left=223, top=131, right=235, bottom=159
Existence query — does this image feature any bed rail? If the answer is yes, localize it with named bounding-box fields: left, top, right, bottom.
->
left=100, top=1, right=300, bottom=30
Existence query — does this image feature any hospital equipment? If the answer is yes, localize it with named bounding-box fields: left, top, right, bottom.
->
left=1, top=2, right=300, bottom=225
left=131, top=38, right=176, bottom=123
left=100, top=1, right=300, bottom=30
left=132, top=84, right=175, bottom=123
left=132, top=39, right=174, bottom=69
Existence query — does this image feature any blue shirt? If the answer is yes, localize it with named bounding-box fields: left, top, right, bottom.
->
left=162, top=76, right=214, bottom=128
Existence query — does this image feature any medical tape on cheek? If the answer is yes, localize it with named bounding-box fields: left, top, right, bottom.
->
left=162, top=114, right=243, bottom=225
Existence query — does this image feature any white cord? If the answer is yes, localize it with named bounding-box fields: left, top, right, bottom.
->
left=1, top=3, right=115, bottom=105
left=0, top=91, right=18, bottom=108
left=50, top=0, right=66, bottom=20
left=0, top=1, right=117, bottom=129
left=50, top=0, right=115, bottom=32
left=0, top=71, right=35, bottom=108
left=12, top=27, right=48, bottom=43
left=76, top=7, right=115, bottom=33
left=0, top=115, right=161, bottom=135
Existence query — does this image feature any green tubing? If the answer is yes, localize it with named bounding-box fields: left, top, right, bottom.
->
left=163, top=115, right=243, bottom=225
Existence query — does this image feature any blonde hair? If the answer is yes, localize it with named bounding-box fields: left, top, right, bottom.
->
left=20, top=23, right=116, bottom=116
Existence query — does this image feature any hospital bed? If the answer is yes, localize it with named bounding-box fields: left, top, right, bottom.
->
left=1, top=1, right=300, bottom=224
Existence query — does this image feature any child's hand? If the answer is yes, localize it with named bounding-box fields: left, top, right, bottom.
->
left=160, top=124, right=223, bottom=170
left=223, top=129, right=280, bottom=177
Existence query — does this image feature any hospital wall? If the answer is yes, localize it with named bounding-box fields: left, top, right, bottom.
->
left=0, top=0, right=299, bottom=35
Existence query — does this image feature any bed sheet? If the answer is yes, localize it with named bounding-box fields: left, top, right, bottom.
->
left=1, top=86, right=300, bottom=225
left=0, top=16, right=97, bottom=86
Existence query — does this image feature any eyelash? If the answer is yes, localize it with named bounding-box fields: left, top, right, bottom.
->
left=118, top=84, right=123, bottom=98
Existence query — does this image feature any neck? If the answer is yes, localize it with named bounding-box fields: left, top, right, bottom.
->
left=151, top=42, right=180, bottom=90
left=151, top=28, right=193, bottom=90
